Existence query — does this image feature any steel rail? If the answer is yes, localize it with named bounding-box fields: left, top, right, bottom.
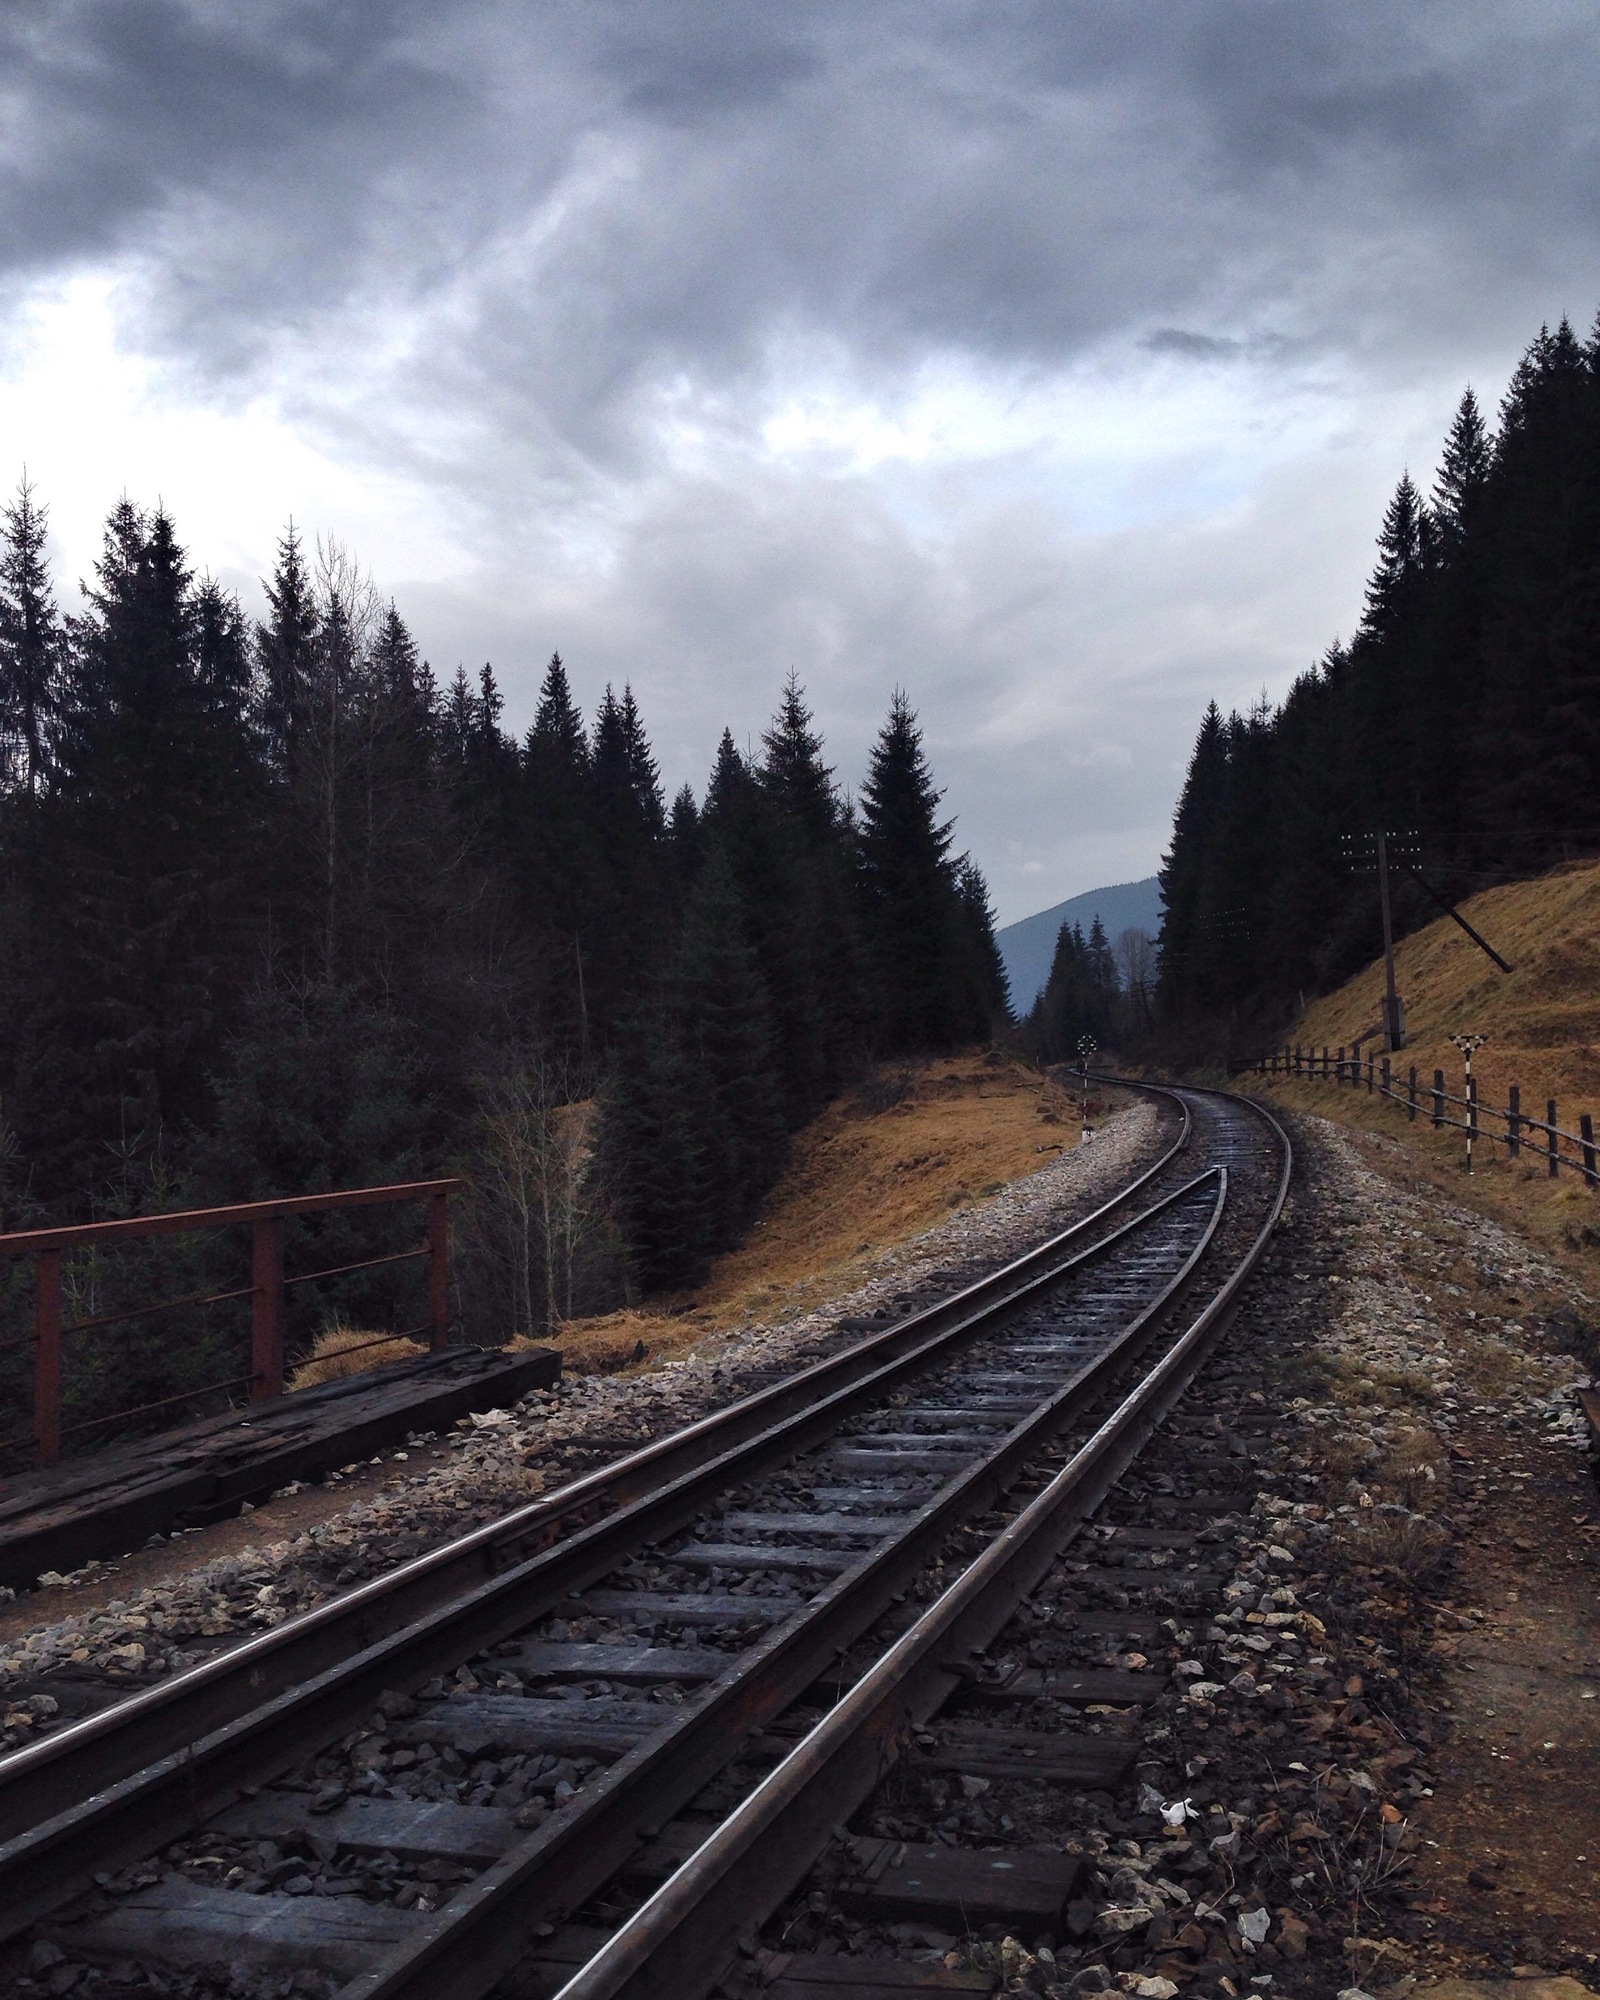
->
left=261, top=1166, right=1232, bottom=2000
left=543, top=1088, right=1291, bottom=2000
left=0, top=1146, right=1209, bottom=1933
left=0, top=1088, right=1189, bottom=1842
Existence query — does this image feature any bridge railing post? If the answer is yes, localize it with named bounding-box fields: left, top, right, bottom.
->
left=34, top=1250, right=62, bottom=1467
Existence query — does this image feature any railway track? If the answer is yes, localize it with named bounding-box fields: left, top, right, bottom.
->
left=0, top=1081, right=1290, bottom=2000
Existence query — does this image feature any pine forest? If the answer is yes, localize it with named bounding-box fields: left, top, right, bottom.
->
left=0, top=495, right=1009, bottom=1427
left=1157, top=311, right=1600, bottom=1055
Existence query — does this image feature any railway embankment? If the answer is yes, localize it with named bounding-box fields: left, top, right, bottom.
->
left=1252, top=856, right=1600, bottom=1300
left=0, top=1094, right=1162, bottom=1727
left=3, top=1081, right=1595, bottom=1998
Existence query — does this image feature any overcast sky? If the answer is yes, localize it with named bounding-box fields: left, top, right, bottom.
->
left=3, top=2, right=1598, bottom=922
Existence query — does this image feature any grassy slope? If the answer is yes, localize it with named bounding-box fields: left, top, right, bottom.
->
left=551, top=1052, right=1086, bottom=1372
left=1253, top=856, right=1600, bottom=1290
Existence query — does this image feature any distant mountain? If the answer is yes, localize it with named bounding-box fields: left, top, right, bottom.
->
left=996, top=877, right=1162, bottom=1012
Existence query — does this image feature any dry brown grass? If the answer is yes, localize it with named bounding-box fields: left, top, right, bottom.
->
left=1256, top=856, right=1600, bottom=1291
left=289, top=1324, right=428, bottom=1389
left=548, top=1050, right=1089, bottom=1375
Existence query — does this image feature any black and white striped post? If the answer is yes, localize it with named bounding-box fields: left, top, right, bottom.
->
left=1448, top=1032, right=1489, bottom=1175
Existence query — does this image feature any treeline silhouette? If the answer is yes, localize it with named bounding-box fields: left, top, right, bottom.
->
left=1019, top=916, right=1156, bottom=1065
left=1157, top=312, right=1600, bottom=1053
left=0, top=491, right=1009, bottom=1408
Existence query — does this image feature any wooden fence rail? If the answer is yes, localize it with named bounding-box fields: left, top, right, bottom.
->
left=0, top=1179, right=462, bottom=1467
left=1249, top=1044, right=1598, bottom=1189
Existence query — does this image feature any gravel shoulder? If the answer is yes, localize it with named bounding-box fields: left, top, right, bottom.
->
left=1054, top=1104, right=1600, bottom=1998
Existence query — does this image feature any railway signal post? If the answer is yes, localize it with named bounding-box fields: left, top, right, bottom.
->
left=1077, top=1035, right=1097, bottom=1142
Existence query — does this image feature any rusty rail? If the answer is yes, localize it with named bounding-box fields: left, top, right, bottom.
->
left=0, top=1180, right=462, bottom=1467
left=1252, top=1042, right=1598, bottom=1187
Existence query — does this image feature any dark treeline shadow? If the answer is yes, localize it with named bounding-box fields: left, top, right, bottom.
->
left=1155, top=309, right=1600, bottom=1065
left=0, top=502, right=1010, bottom=1450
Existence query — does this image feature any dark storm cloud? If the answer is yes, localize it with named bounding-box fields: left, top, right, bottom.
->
left=6, top=1, right=1599, bottom=440
left=7, top=1, right=1600, bottom=917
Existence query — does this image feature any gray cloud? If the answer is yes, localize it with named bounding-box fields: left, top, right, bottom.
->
left=5, top=1, right=1600, bottom=917
left=10, top=3, right=1599, bottom=408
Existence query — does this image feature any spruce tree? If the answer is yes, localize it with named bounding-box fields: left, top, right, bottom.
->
left=671, top=849, right=786, bottom=1245
left=1155, top=702, right=1229, bottom=1019
left=255, top=524, right=318, bottom=779
left=858, top=690, right=974, bottom=1053
left=0, top=476, right=65, bottom=796
left=37, top=503, right=259, bottom=1189
left=1432, top=389, right=1492, bottom=553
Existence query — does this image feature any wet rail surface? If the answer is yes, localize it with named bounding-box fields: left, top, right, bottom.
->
left=0, top=1082, right=1290, bottom=2000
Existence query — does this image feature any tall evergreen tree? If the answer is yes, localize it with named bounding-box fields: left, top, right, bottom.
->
left=255, top=524, right=317, bottom=779
left=1432, top=389, right=1492, bottom=553
left=858, top=691, right=982, bottom=1052
left=35, top=503, right=260, bottom=1189
left=0, top=476, right=65, bottom=796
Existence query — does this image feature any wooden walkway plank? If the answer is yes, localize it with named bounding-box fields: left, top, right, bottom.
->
left=0, top=1343, right=559, bottom=1587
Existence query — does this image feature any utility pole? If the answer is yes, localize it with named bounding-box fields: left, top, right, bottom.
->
left=1340, top=829, right=1416, bottom=1053
left=1376, top=832, right=1405, bottom=1053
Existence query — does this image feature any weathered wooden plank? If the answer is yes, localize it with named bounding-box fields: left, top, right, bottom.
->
left=824, top=1450, right=973, bottom=1475
left=967, top=1665, right=1163, bottom=1706
left=1051, top=1609, right=1163, bottom=1639
left=835, top=1840, right=1082, bottom=1932
left=213, top=1791, right=517, bottom=1863
left=577, top=1590, right=806, bottom=1628
left=917, top=1724, right=1137, bottom=1787
left=54, top=1878, right=422, bottom=1978
left=389, top=1694, right=662, bottom=1759
left=0, top=1343, right=559, bottom=1587
left=768, top=1958, right=997, bottom=1997
left=664, top=1543, right=855, bottom=1576
left=504, top=1640, right=736, bottom=1685
left=718, top=1512, right=911, bottom=1540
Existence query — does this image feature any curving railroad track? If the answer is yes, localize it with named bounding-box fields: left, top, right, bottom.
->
left=0, top=1080, right=1290, bottom=2000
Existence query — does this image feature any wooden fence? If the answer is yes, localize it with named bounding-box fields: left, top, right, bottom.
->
left=1250, top=1043, right=1598, bottom=1188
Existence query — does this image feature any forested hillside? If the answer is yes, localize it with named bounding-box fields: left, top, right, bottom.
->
left=0, top=491, right=1008, bottom=1335
left=1157, top=311, right=1600, bottom=1052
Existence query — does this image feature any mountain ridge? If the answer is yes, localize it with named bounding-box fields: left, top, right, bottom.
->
left=996, top=876, right=1162, bottom=1012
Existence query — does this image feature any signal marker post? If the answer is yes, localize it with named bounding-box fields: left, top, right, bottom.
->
left=1448, top=1033, right=1489, bottom=1174
left=1077, top=1036, right=1097, bottom=1144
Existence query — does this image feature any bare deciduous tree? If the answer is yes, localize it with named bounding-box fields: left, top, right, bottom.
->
left=469, top=1046, right=612, bottom=1335
left=1115, top=926, right=1157, bottom=1028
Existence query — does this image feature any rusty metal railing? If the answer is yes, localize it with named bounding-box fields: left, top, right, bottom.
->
left=0, top=1180, right=462, bottom=1467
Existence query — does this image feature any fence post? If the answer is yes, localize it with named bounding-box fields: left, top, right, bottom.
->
left=1467, top=1074, right=1479, bottom=1172
left=1322, top=1045, right=1329, bottom=1076
left=1548, top=1100, right=1559, bottom=1179
left=1367, top=1052, right=1375, bottom=1094
left=1380, top=1054, right=1390, bottom=1100
left=1433, top=1070, right=1445, bottom=1128
left=251, top=1217, right=284, bottom=1401
left=1407, top=1064, right=1417, bottom=1121
left=1583, top=1113, right=1598, bottom=1189
left=1337, top=1045, right=1346, bottom=1083
left=33, top=1250, right=62, bottom=1467
left=1508, top=1083, right=1521, bottom=1158
left=428, top=1190, right=451, bottom=1349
